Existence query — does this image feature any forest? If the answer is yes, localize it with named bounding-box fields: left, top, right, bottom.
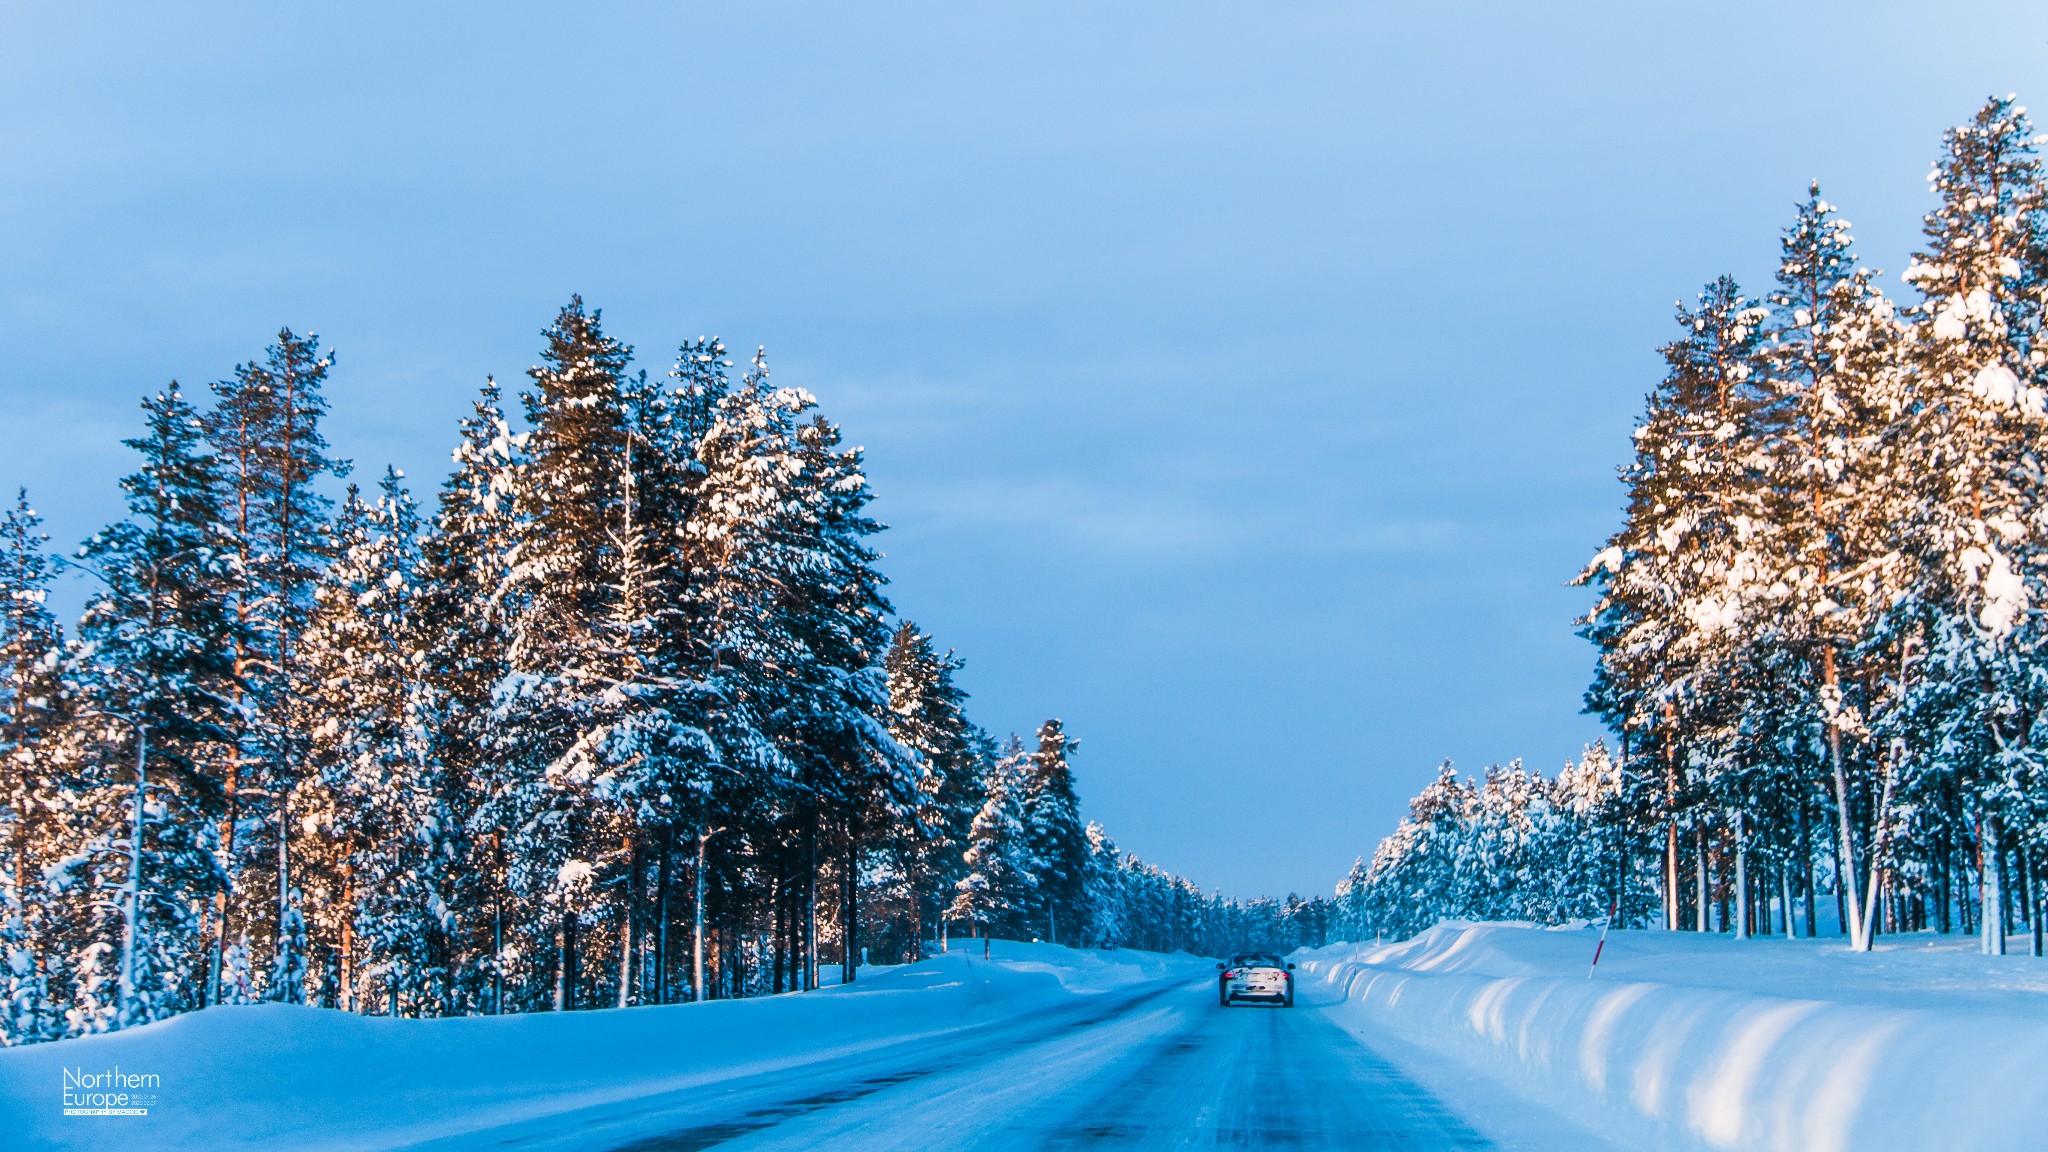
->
left=0, top=300, right=1332, bottom=1046
left=1339, top=96, right=2048, bottom=957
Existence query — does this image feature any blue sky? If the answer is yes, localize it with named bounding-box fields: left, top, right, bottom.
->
left=5, top=2, right=2047, bottom=898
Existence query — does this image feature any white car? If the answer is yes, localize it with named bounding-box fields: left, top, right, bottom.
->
left=1216, top=952, right=1294, bottom=1007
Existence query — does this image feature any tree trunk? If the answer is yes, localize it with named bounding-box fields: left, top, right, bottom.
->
left=559, top=912, right=579, bottom=1009
left=1695, top=827, right=1709, bottom=933
left=1853, top=739, right=1902, bottom=952
left=1778, top=860, right=1793, bottom=940
left=2019, top=846, right=2033, bottom=935
left=2023, top=840, right=2039, bottom=955
left=905, top=849, right=924, bottom=964
left=1663, top=723, right=1679, bottom=931
left=338, top=861, right=355, bottom=1012
left=805, top=816, right=819, bottom=991
left=1829, top=796, right=1849, bottom=936
left=618, top=833, right=639, bottom=1009
left=491, top=830, right=506, bottom=1015
left=552, top=920, right=565, bottom=1011
left=275, top=789, right=293, bottom=997
left=1799, top=802, right=1817, bottom=937
left=2025, top=848, right=2044, bottom=958
left=653, top=826, right=671, bottom=1005
left=207, top=758, right=242, bottom=1006
left=492, top=893, right=504, bottom=1015
left=1982, top=813, right=2005, bottom=956
left=841, top=830, right=858, bottom=987
left=770, top=875, right=785, bottom=994
left=1733, top=812, right=1749, bottom=940
left=1825, top=653, right=1863, bottom=945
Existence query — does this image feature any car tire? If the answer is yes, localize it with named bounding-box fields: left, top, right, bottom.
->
left=1282, top=990, right=1294, bottom=1008
left=1219, top=992, right=1232, bottom=1008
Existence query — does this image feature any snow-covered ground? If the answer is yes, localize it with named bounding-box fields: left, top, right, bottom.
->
left=0, top=941, right=1202, bottom=1152
left=1298, top=922, right=2048, bottom=1152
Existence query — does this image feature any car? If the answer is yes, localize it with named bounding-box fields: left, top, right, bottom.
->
left=1216, top=952, right=1294, bottom=1008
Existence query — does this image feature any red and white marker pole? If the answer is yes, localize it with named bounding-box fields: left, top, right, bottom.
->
left=1588, top=898, right=1619, bottom=979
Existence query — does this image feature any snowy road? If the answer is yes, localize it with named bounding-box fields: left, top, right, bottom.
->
left=407, top=977, right=1491, bottom=1152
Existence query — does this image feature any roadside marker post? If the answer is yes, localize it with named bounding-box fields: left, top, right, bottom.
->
left=1588, top=898, right=1618, bottom=979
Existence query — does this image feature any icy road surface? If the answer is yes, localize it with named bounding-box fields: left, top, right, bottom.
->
left=404, top=977, right=1491, bottom=1152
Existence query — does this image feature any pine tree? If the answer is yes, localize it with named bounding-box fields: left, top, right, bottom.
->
left=299, top=472, right=458, bottom=1013
left=489, top=298, right=643, bottom=1011
left=0, top=491, right=66, bottom=1043
left=949, top=737, right=1033, bottom=937
left=1752, top=187, right=1910, bottom=950
left=1080, top=822, right=1126, bottom=948
left=201, top=330, right=347, bottom=1003
left=1894, top=96, right=2048, bottom=956
left=688, top=348, right=907, bottom=986
left=882, top=622, right=986, bottom=958
left=1578, top=276, right=1772, bottom=932
left=1020, top=718, right=1088, bottom=943
left=489, top=299, right=729, bottom=1010
left=418, top=380, right=521, bottom=1012
left=69, top=386, right=238, bottom=1023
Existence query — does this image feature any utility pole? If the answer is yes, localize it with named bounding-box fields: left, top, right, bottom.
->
left=693, top=827, right=725, bottom=1002
left=86, top=711, right=148, bottom=1027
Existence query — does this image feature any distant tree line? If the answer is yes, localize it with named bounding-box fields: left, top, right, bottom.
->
left=1340, top=97, right=2048, bottom=958
left=1333, top=748, right=1646, bottom=941
left=0, top=298, right=1304, bottom=1046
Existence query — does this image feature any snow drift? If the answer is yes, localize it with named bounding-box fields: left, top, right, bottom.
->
left=0, top=940, right=1199, bottom=1152
left=1300, top=923, right=2048, bottom=1152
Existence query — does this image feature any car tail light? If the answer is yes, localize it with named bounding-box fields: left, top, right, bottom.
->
left=1224, top=969, right=1239, bottom=979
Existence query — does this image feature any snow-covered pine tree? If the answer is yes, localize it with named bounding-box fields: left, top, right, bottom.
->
left=882, top=622, right=987, bottom=959
left=687, top=348, right=908, bottom=988
left=417, top=380, right=521, bottom=1012
left=1892, top=96, right=2048, bottom=957
left=1079, top=822, right=1127, bottom=948
left=489, top=297, right=646, bottom=1011
left=201, top=330, right=347, bottom=1004
left=949, top=736, right=1033, bottom=938
left=787, top=399, right=908, bottom=985
left=489, top=299, right=724, bottom=1010
left=1577, top=277, right=1772, bottom=932
left=1019, top=718, right=1088, bottom=944
left=0, top=491, right=67, bottom=1044
left=299, top=472, right=457, bottom=1014
left=1753, top=187, right=1910, bottom=949
left=669, top=337, right=731, bottom=454
left=67, top=387, right=239, bottom=1024
left=1332, top=856, right=1372, bottom=941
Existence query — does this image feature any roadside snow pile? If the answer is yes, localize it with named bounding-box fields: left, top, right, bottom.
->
left=0, top=940, right=1199, bottom=1152
left=1299, top=923, right=2048, bottom=1152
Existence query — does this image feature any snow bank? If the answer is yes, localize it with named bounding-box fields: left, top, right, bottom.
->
left=0, top=940, right=1200, bottom=1152
left=1300, top=923, right=2048, bottom=1152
